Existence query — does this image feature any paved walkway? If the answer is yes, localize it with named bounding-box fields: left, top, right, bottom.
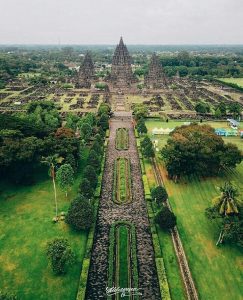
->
left=86, top=116, right=161, bottom=300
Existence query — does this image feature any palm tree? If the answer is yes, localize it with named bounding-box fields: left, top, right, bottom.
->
left=42, top=155, right=63, bottom=221
left=213, top=182, right=240, bottom=245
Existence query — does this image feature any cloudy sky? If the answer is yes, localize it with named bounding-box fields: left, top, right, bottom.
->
left=0, top=0, right=243, bottom=44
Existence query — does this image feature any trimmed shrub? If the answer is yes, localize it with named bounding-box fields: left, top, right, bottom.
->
left=155, top=207, right=177, bottom=230
left=46, top=238, right=75, bottom=275
left=156, top=258, right=171, bottom=300
left=66, top=196, right=94, bottom=231
left=151, top=186, right=168, bottom=206
left=76, top=258, right=90, bottom=300
left=79, top=178, right=94, bottom=199
left=83, top=165, right=98, bottom=189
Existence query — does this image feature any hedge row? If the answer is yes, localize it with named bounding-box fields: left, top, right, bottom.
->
left=156, top=258, right=171, bottom=300
left=106, top=129, right=110, bottom=138
left=94, top=151, right=106, bottom=198
left=135, top=128, right=139, bottom=138
left=76, top=139, right=107, bottom=300
left=142, top=174, right=151, bottom=199
left=140, top=158, right=146, bottom=175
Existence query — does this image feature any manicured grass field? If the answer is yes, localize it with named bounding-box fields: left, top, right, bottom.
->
left=158, top=161, right=243, bottom=300
left=0, top=154, right=88, bottom=299
left=218, top=78, right=243, bottom=88
left=143, top=158, right=186, bottom=300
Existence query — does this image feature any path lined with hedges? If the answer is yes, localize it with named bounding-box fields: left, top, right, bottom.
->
left=86, top=115, right=161, bottom=300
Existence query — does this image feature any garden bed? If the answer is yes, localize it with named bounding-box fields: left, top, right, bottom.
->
left=108, top=222, right=139, bottom=300
left=115, top=128, right=129, bottom=150
left=113, top=157, right=132, bottom=204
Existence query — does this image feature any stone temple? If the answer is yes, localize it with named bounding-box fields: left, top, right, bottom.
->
left=76, top=51, right=94, bottom=88
left=110, top=37, right=135, bottom=88
left=145, top=53, right=167, bottom=88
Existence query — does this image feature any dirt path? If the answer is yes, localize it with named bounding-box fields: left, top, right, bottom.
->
left=85, top=116, right=161, bottom=300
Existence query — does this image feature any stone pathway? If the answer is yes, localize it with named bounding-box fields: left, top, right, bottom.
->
left=86, top=116, right=161, bottom=300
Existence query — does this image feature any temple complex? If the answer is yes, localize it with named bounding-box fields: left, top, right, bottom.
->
left=145, top=53, right=167, bottom=88
left=76, top=51, right=94, bottom=88
left=110, top=37, right=135, bottom=88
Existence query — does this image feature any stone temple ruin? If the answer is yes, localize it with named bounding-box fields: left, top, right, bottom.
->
left=76, top=51, right=94, bottom=88
left=110, top=37, right=135, bottom=88
left=145, top=53, right=167, bottom=89
left=75, top=38, right=168, bottom=92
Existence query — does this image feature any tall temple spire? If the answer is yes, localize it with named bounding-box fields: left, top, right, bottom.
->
left=145, top=52, right=167, bottom=88
left=119, top=36, right=124, bottom=46
left=76, top=51, right=94, bottom=88
left=110, top=37, right=134, bottom=87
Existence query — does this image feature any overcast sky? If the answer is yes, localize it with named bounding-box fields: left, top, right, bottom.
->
left=0, top=0, right=243, bottom=44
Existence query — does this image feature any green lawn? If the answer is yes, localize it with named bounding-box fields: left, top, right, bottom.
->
left=0, top=154, right=89, bottom=299
left=218, top=78, right=243, bottom=88
left=117, top=225, right=130, bottom=289
left=143, top=158, right=186, bottom=300
left=158, top=161, right=243, bottom=300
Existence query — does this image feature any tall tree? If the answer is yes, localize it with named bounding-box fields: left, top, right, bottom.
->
left=161, top=124, right=242, bottom=179
left=56, top=164, right=74, bottom=197
left=205, top=182, right=241, bottom=246
left=141, top=135, right=155, bottom=158
left=41, top=155, right=63, bottom=220
left=151, top=186, right=168, bottom=206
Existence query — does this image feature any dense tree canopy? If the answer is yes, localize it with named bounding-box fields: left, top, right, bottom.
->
left=46, top=238, right=75, bottom=275
left=151, top=186, right=168, bottom=205
left=155, top=207, right=177, bottom=230
left=141, top=136, right=155, bottom=158
left=161, top=124, right=242, bottom=179
left=66, top=195, right=94, bottom=231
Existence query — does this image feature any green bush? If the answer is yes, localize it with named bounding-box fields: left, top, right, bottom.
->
left=83, top=165, right=98, bottom=189
left=155, top=207, right=177, bottom=230
left=151, top=186, right=168, bottom=206
left=66, top=196, right=94, bottom=231
left=46, top=238, right=75, bottom=275
left=0, top=291, right=18, bottom=300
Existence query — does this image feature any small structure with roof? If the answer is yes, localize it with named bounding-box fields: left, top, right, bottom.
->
left=227, top=118, right=239, bottom=129
left=152, top=127, right=174, bottom=135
